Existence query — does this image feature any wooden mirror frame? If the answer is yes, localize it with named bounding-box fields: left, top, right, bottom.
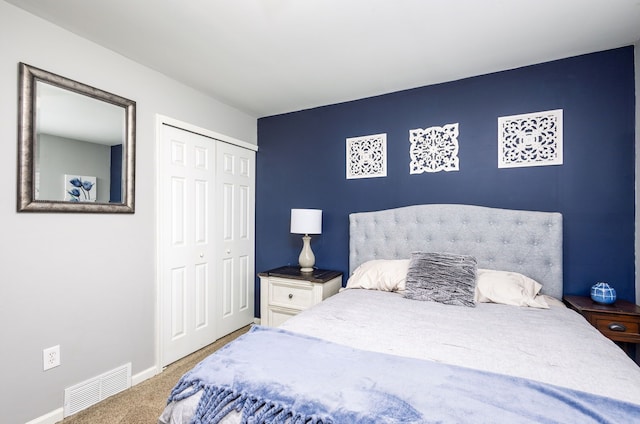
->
left=17, top=62, right=136, bottom=213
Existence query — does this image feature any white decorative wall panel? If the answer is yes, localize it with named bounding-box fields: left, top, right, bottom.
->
left=409, top=123, right=460, bottom=174
left=498, top=109, right=563, bottom=168
left=346, top=133, right=387, bottom=179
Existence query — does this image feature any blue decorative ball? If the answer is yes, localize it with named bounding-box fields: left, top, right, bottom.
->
left=590, top=282, right=616, bottom=304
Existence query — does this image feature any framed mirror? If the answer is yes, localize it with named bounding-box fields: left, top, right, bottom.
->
left=17, top=62, right=136, bottom=213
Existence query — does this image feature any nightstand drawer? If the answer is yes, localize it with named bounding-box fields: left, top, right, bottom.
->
left=592, top=314, right=640, bottom=341
left=267, top=306, right=299, bottom=328
left=269, top=279, right=315, bottom=310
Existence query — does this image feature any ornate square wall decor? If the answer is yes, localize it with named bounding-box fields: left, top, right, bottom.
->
left=498, top=109, right=563, bottom=168
left=409, top=123, right=459, bottom=174
left=346, top=133, right=387, bottom=179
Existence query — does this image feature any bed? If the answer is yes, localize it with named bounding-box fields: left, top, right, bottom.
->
left=160, top=204, right=640, bottom=423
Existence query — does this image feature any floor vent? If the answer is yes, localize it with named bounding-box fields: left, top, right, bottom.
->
left=63, top=363, right=131, bottom=417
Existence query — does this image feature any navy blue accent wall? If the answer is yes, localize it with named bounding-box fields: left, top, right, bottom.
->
left=110, top=144, right=123, bottom=203
left=256, top=47, right=636, bottom=316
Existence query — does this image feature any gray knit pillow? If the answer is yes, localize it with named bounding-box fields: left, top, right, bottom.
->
left=404, top=252, right=478, bottom=307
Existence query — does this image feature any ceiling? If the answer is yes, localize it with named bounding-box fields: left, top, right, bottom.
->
left=7, top=0, right=640, bottom=118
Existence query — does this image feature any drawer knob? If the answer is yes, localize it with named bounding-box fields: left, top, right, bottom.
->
left=288, top=293, right=293, bottom=299
left=608, top=323, right=627, bottom=332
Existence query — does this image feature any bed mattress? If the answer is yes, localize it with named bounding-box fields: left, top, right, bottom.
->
left=282, top=289, right=640, bottom=404
left=160, top=289, right=640, bottom=423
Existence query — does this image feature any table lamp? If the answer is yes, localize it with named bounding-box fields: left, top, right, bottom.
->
left=290, top=208, right=322, bottom=272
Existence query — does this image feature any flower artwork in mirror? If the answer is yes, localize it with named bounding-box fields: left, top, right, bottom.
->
left=17, top=62, right=136, bottom=213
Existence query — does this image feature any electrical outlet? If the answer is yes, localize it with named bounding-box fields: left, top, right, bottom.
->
left=43, top=345, right=60, bottom=371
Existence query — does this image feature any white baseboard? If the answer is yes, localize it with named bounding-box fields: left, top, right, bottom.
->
left=24, top=408, right=63, bottom=424
left=253, top=317, right=261, bottom=325
left=132, top=365, right=158, bottom=386
left=27, top=366, right=158, bottom=424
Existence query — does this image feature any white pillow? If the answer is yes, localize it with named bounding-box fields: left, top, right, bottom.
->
left=474, top=268, right=549, bottom=309
left=539, top=294, right=565, bottom=308
left=346, top=259, right=410, bottom=291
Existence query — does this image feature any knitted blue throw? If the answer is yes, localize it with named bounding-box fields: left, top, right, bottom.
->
left=167, top=325, right=640, bottom=424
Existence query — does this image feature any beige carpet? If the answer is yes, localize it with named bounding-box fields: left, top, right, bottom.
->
left=61, top=325, right=250, bottom=424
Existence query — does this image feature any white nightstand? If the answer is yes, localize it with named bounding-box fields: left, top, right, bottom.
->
left=259, top=266, right=343, bottom=327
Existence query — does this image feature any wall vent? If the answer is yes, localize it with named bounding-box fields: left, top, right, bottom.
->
left=63, top=363, right=131, bottom=417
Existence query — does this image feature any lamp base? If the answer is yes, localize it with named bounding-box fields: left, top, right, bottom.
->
left=298, top=234, right=316, bottom=272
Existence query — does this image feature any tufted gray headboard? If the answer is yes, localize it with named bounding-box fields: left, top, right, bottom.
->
left=349, top=204, right=563, bottom=299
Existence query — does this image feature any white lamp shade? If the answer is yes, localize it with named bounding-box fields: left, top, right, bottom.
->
left=290, top=209, right=322, bottom=235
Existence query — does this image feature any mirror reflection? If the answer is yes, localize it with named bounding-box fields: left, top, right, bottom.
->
left=36, top=82, right=125, bottom=203
left=18, top=63, right=136, bottom=213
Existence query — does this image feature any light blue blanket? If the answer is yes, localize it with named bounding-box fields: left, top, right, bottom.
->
left=168, top=325, right=640, bottom=423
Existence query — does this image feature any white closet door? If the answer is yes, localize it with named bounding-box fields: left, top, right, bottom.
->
left=215, top=141, right=256, bottom=336
left=159, top=124, right=219, bottom=367
left=158, top=122, right=255, bottom=367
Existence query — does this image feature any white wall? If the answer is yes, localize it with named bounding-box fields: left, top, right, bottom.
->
left=0, top=2, right=257, bottom=423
